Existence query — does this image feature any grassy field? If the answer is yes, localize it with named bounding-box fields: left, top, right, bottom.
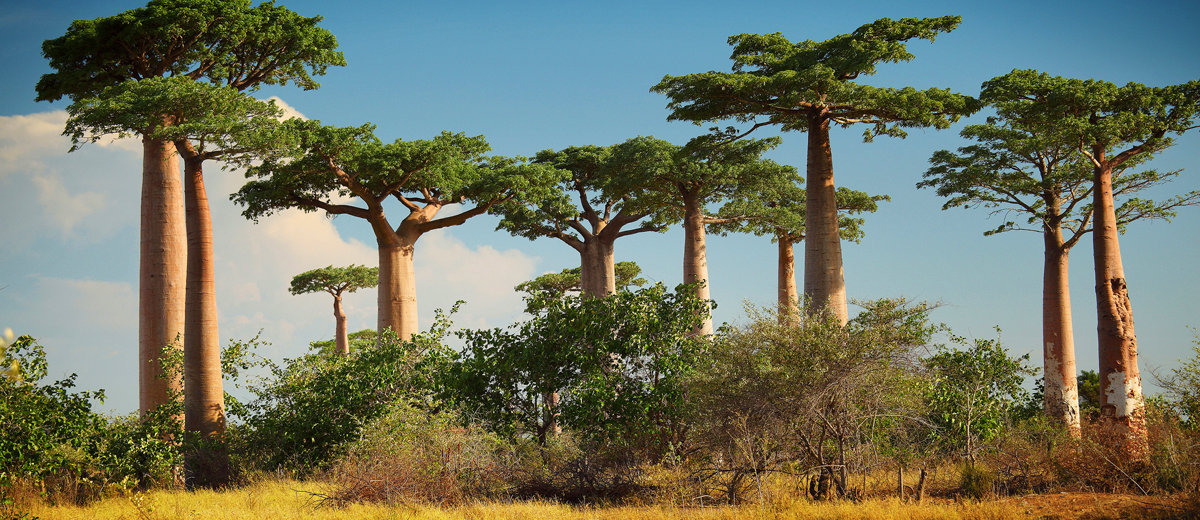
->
left=22, top=479, right=1189, bottom=520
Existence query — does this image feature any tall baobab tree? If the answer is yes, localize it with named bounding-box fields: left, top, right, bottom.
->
left=920, top=116, right=1198, bottom=437
left=981, top=70, right=1200, bottom=456
left=290, top=265, right=379, bottom=356
left=234, top=121, right=565, bottom=339
left=653, top=16, right=979, bottom=324
left=497, top=145, right=669, bottom=298
left=37, top=0, right=343, bottom=422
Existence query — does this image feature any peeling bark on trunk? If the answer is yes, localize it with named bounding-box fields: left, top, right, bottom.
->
left=804, top=118, right=848, bottom=325
left=139, top=136, right=185, bottom=418
left=778, top=235, right=799, bottom=322
left=1043, top=232, right=1080, bottom=438
left=1092, top=155, right=1147, bottom=458
left=682, top=193, right=713, bottom=335
left=180, top=149, right=224, bottom=438
left=333, top=294, right=349, bottom=356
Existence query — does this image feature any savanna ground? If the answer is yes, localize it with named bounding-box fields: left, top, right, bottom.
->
left=21, top=478, right=1194, bottom=520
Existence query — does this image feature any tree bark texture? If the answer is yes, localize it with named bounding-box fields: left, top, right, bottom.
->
left=377, top=238, right=419, bottom=340
left=580, top=238, right=616, bottom=298
left=1042, top=232, right=1080, bottom=438
left=804, top=118, right=848, bottom=324
left=333, top=294, right=349, bottom=355
left=139, top=136, right=185, bottom=418
left=181, top=149, right=224, bottom=437
left=778, top=235, right=799, bottom=322
left=1092, top=157, right=1147, bottom=458
left=682, top=193, right=713, bottom=335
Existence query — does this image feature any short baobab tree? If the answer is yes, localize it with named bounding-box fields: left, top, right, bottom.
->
left=291, top=265, right=379, bottom=356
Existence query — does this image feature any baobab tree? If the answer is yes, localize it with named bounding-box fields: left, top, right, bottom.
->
left=498, top=145, right=670, bottom=298
left=712, top=185, right=886, bottom=320
left=981, top=70, right=1200, bottom=456
left=607, top=135, right=797, bottom=335
left=920, top=117, right=1198, bottom=437
left=516, top=262, right=648, bottom=299
left=36, top=0, right=343, bottom=420
left=233, top=121, right=565, bottom=339
left=652, top=16, right=979, bottom=324
left=290, top=265, right=379, bottom=356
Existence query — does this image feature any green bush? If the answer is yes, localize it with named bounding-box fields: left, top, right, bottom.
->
left=233, top=313, right=454, bottom=475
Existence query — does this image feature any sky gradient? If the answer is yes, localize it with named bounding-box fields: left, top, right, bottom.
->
left=1, top=0, right=1198, bottom=414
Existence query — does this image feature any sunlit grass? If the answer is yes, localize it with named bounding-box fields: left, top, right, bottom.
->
left=28, top=478, right=1040, bottom=520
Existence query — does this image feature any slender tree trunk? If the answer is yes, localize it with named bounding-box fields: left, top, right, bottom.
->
left=139, top=135, right=185, bottom=418
left=1092, top=156, right=1147, bottom=458
left=333, top=293, right=349, bottom=355
left=682, top=193, right=713, bottom=335
left=377, top=237, right=420, bottom=340
left=181, top=149, right=224, bottom=438
left=778, top=234, right=799, bottom=322
left=804, top=118, right=848, bottom=324
left=1043, top=231, right=1080, bottom=438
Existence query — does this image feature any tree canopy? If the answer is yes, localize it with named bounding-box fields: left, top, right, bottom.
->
left=291, top=265, right=380, bottom=298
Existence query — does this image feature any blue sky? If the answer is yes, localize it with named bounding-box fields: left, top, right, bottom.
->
left=1, top=0, right=1198, bottom=414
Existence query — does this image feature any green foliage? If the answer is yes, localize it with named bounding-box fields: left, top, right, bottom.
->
left=513, top=262, right=647, bottom=312
left=444, top=283, right=708, bottom=456
left=290, top=265, right=378, bottom=297
left=233, top=312, right=456, bottom=474
left=689, top=299, right=935, bottom=499
left=919, top=100, right=1199, bottom=239
left=1078, top=369, right=1102, bottom=418
left=651, top=16, right=979, bottom=140
left=37, top=0, right=344, bottom=103
left=711, top=184, right=888, bottom=244
left=0, top=336, right=180, bottom=492
left=308, top=329, right=377, bottom=357
left=1155, top=332, right=1200, bottom=430
left=924, top=331, right=1036, bottom=462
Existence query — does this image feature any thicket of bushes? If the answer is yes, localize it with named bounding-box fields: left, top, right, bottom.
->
left=4, top=287, right=1200, bottom=512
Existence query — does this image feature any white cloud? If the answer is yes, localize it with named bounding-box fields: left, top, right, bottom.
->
left=266, top=96, right=308, bottom=121
left=30, top=172, right=108, bottom=235
left=414, top=229, right=538, bottom=331
left=0, top=111, right=69, bottom=180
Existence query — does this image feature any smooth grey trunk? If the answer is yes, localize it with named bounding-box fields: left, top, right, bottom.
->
left=139, top=136, right=185, bottom=418
left=804, top=119, right=848, bottom=324
left=181, top=149, right=224, bottom=437
left=1043, top=229, right=1080, bottom=438
left=1091, top=148, right=1147, bottom=458
left=682, top=193, right=713, bottom=335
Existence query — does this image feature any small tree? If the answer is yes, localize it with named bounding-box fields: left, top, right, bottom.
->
left=653, top=17, right=979, bottom=323
left=924, top=331, right=1036, bottom=464
left=290, top=265, right=379, bottom=356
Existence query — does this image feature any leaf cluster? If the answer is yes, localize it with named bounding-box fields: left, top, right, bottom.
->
left=290, top=264, right=379, bottom=297
left=651, top=16, right=980, bottom=140
left=37, top=0, right=344, bottom=103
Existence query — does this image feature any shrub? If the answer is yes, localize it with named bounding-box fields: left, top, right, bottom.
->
left=233, top=312, right=454, bottom=475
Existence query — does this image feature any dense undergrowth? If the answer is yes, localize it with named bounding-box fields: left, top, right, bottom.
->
left=4, top=288, right=1200, bottom=519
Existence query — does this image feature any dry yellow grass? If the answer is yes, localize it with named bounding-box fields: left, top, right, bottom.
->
left=26, top=478, right=1167, bottom=520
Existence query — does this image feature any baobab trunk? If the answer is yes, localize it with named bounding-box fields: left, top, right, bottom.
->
left=682, top=194, right=713, bottom=335
left=181, top=149, right=224, bottom=437
left=139, top=135, right=185, bottom=418
left=804, top=118, right=848, bottom=325
left=378, top=238, right=419, bottom=340
left=1092, top=156, right=1147, bottom=458
left=778, top=235, right=799, bottom=322
left=1042, top=234, right=1080, bottom=437
left=333, top=294, right=349, bottom=355
left=580, top=239, right=616, bottom=297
